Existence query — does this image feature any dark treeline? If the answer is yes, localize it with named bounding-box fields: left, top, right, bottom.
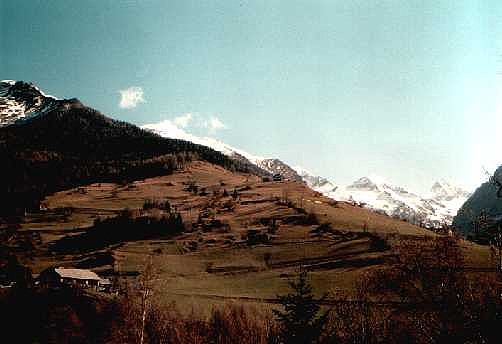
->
left=51, top=210, right=184, bottom=254
left=0, top=102, right=266, bottom=215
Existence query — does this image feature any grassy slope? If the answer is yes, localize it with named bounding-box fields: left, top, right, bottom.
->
left=12, top=161, right=492, bottom=312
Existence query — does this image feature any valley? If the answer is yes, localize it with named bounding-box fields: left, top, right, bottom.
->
left=5, top=160, right=492, bottom=315
left=3, top=2, right=502, bottom=340
left=0, top=80, right=499, bottom=343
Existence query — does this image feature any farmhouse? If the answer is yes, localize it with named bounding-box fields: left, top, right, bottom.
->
left=40, top=267, right=110, bottom=290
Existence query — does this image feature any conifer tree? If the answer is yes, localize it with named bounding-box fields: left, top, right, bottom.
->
left=273, top=271, right=333, bottom=344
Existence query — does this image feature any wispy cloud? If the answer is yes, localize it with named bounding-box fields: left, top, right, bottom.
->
left=173, top=113, right=193, bottom=128
left=119, top=86, right=145, bottom=109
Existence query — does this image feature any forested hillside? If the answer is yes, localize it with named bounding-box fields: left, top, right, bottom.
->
left=0, top=99, right=266, bottom=215
left=453, top=166, right=502, bottom=236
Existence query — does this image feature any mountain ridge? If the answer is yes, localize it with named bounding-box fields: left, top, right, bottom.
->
left=144, top=119, right=470, bottom=228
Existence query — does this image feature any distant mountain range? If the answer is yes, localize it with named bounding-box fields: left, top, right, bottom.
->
left=143, top=120, right=471, bottom=228
left=327, top=176, right=469, bottom=228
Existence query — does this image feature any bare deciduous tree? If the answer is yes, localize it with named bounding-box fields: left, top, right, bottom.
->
left=139, top=255, right=156, bottom=344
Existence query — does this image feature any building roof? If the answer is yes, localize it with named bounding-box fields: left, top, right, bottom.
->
left=54, top=267, right=101, bottom=281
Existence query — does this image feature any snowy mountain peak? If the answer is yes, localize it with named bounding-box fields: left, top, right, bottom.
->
left=349, top=174, right=399, bottom=190
left=348, top=176, right=380, bottom=191
left=293, top=166, right=339, bottom=194
left=257, top=159, right=302, bottom=181
left=430, top=180, right=470, bottom=201
left=367, top=174, right=389, bottom=186
left=0, top=80, right=61, bottom=127
left=301, top=173, right=470, bottom=228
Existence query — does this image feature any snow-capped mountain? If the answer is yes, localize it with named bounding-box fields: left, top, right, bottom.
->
left=430, top=180, right=471, bottom=202
left=297, top=171, right=470, bottom=228
left=0, top=80, right=61, bottom=126
left=294, top=166, right=339, bottom=194
left=256, top=159, right=302, bottom=181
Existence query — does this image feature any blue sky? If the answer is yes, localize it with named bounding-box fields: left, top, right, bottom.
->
left=2, top=0, right=502, bottom=193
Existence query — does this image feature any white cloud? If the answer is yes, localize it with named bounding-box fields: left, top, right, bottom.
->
left=206, top=116, right=226, bottom=131
left=173, top=113, right=193, bottom=128
left=119, top=86, right=145, bottom=109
